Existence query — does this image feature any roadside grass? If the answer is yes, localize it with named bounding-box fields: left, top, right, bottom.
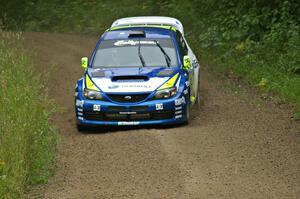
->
left=199, top=49, right=300, bottom=118
left=234, top=60, right=300, bottom=118
left=0, top=32, right=57, bottom=198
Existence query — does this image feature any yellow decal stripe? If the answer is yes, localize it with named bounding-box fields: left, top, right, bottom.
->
left=158, top=73, right=179, bottom=90
left=85, top=74, right=99, bottom=91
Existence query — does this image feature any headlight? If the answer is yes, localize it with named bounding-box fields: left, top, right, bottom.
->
left=154, top=87, right=177, bottom=99
left=84, top=88, right=103, bottom=100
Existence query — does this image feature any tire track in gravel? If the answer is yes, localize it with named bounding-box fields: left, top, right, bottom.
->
left=24, top=32, right=300, bottom=199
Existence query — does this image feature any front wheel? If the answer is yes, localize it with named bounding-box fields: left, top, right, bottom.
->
left=195, top=74, right=201, bottom=110
left=184, top=101, right=191, bottom=125
left=195, top=89, right=201, bottom=110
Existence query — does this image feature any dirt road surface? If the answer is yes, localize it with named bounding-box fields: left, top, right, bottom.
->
left=24, top=32, right=300, bottom=199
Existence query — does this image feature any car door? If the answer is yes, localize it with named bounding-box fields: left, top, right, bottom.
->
left=175, top=30, right=199, bottom=103
left=185, top=39, right=199, bottom=103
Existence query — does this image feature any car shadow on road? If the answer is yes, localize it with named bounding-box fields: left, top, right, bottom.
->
left=77, top=122, right=187, bottom=134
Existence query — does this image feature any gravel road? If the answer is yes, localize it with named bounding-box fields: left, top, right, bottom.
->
left=24, top=32, right=300, bottom=199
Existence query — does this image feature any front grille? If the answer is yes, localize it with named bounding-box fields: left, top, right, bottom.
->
left=83, top=111, right=104, bottom=121
left=130, top=106, right=148, bottom=112
left=130, top=113, right=151, bottom=120
left=107, top=106, right=127, bottom=112
left=105, top=113, right=128, bottom=120
left=107, top=93, right=150, bottom=103
left=107, top=106, right=148, bottom=112
left=105, top=113, right=151, bottom=121
left=152, top=110, right=174, bottom=120
left=83, top=110, right=174, bottom=121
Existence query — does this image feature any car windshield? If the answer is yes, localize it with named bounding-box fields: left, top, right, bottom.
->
left=92, top=38, right=178, bottom=68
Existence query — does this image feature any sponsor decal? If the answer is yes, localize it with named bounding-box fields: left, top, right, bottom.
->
left=156, top=103, right=164, bottom=110
left=118, top=121, right=140, bottom=125
left=108, top=85, right=119, bottom=89
left=107, top=84, right=151, bottom=90
left=183, top=89, right=188, bottom=95
left=175, top=97, right=186, bottom=106
left=192, top=59, right=199, bottom=68
left=120, top=84, right=151, bottom=89
left=182, top=97, right=186, bottom=104
left=114, top=40, right=156, bottom=46
left=93, top=104, right=101, bottom=112
left=76, top=100, right=84, bottom=108
left=119, top=112, right=136, bottom=115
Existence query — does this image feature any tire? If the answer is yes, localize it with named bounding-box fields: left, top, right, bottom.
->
left=195, top=89, right=201, bottom=110
left=184, top=100, right=191, bottom=125
left=195, top=75, right=201, bottom=110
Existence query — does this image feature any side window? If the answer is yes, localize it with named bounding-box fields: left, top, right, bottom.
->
left=176, top=31, right=188, bottom=58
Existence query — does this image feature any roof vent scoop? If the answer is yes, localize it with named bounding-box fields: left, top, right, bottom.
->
left=128, top=31, right=146, bottom=38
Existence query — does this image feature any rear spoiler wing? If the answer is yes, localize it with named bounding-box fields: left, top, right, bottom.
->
left=111, top=16, right=184, bottom=35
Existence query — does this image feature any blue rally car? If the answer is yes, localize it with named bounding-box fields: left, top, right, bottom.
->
left=75, top=16, right=200, bottom=130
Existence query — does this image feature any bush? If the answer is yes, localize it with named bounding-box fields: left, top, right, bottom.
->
left=177, top=0, right=300, bottom=115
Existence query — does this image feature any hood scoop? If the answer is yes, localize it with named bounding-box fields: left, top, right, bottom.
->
left=111, top=75, right=149, bottom=82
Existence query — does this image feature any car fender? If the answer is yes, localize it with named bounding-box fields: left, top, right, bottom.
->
left=75, top=78, right=84, bottom=96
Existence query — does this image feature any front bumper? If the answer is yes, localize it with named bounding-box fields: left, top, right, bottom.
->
left=75, top=94, right=188, bottom=126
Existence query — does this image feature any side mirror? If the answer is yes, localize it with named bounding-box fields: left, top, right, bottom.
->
left=183, top=55, right=191, bottom=70
left=81, top=57, right=88, bottom=70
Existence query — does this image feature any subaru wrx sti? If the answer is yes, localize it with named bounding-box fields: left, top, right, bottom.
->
left=75, top=17, right=200, bottom=130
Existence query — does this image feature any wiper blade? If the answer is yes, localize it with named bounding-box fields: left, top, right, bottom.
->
left=154, top=40, right=171, bottom=67
left=138, top=38, right=146, bottom=67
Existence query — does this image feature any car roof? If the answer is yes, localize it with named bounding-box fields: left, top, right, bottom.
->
left=111, top=16, right=184, bottom=35
left=104, top=27, right=174, bottom=40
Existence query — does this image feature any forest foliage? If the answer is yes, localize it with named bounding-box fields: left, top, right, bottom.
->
left=1, top=0, right=299, bottom=73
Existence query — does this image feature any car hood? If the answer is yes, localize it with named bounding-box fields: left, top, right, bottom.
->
left=88, top=67, right=178, bottom=93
